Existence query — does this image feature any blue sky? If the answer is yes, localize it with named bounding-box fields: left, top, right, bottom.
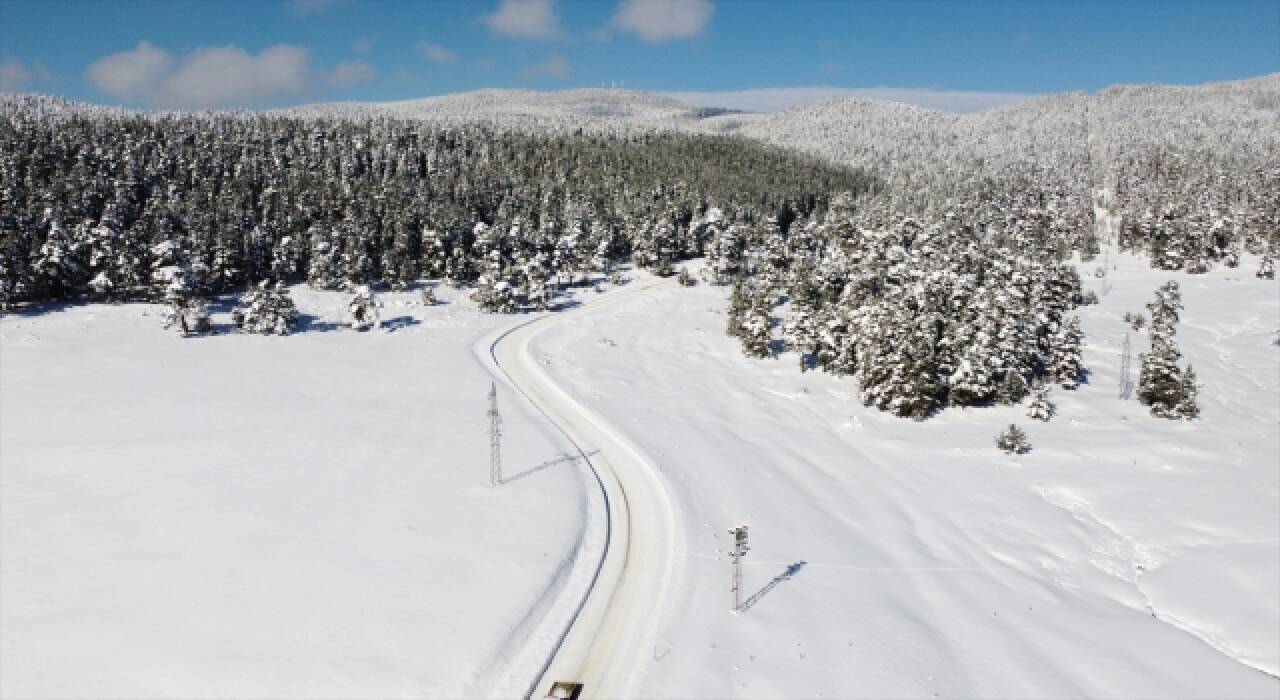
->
left=0, top=0, right=1275, bottom=111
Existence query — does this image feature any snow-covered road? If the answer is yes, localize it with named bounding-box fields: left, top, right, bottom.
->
left=489, top=277, right=679, bottom=699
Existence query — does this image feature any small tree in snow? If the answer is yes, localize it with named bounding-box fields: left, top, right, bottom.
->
left=348, top=285, right=380, bottom=331
left=161, top=268, right=211, bottom=336
left=1176, top=366, right=1200, bottom=420
left=233, top=281, right=298, bottom=335
left=1026, top=386, right=1053, bottom=421
left=996, top=424, right=1030, bottom=454
left=1258, top=254, right=1275, bottom=280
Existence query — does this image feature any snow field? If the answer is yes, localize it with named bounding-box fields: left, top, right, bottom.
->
left=530, top=253, right=1279, bottom=697
left=0, top=286, right=589, bottom=698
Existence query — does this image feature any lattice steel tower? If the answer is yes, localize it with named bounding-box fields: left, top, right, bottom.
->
left=1119, top=332, right=1133, bottom=399
left=488, top=382, right=503, bottom=486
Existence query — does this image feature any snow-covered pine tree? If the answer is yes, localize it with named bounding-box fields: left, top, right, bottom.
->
left=1176, top=366, right=1200, bottom=420
left=1258, top=254, right=1275, bottom=280
left=1138, top=281, right=1188, bottom=418
left=739, top=293, right=774, bottom=359
left=347, top=285, right=380, bottom=331
left=1026, top=385, right=1053, bottom=421
left=996, top=423, right=1031, bottom=454
left=726, top=275, right=749, bottom=338
left=233, top=281, right=298, bottom=335
left=1049, top=316, right=1084, bottom=389
left=307, top=228, right=344, bottom=290
left=161, top=266, right=211, bottom=336
left=32, top=216, right=85, bottom=298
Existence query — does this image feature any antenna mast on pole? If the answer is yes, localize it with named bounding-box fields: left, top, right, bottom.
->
left=728, top=524, right=750, bottom=613
left=488, top=382, right=502, bottom=486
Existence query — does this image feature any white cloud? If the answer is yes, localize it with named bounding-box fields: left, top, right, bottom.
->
left=352, top=36, right=373, bottom=55
left=520, top=54, right=571, bottom=79
left=0, top=56, right=54, bottom=92
left=818, top=61, right=844, bottom=75
left=86, top=41, right=174, bottom=101
left=416, top=42, right=458, bottom=64
left=87, top=42, right=314, bottom=108
left=329, top=60, right=376, bottom=88
left=611, top=0, right=713, bottom=43
left=481, top=0, right=563, bottom=40
left=660, top=87, right=1035, bottom=114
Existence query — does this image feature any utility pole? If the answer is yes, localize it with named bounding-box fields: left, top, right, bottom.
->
left=1119, top=333, right=1133, bottom=400
left=488, top=382, right=502, bottom=486
left=728, top=524, right=750, bottom=613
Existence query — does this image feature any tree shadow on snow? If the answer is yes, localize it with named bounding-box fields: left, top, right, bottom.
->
left=740, top=560, right=807, bottom=613
left=294, top=313, right=345, bottom=333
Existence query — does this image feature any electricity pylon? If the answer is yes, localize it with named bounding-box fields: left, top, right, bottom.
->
left=488, top=382, right=502, bottom=486
left=1119, top=333, right=1133, bottom=399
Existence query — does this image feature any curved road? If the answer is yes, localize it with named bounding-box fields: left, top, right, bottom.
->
left=490, top=277, right=678, bottom=699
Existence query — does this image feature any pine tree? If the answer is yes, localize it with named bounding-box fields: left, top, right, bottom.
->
left=233, top=281, right=298, bottom=335
left=161, top=266, right=211, bottom=336
left=1258, top=254, right=1275, bottom=280
left=1026, top=386, right=1053, bottom=421
left=1138, top=281, right=1189, bottom=418
left=1049, top=316, right=1084, bottom=389
left=32, top=217, right=85, bottom=298
left=347, top=285, right=380, bottom=331
left=726, top=275, right=749, bottom=338
left=1175, top=366, right=1200, bottom=420
left=740, top=295, right=774, bottom=359
left=996, top=424, right=1031, bottom=454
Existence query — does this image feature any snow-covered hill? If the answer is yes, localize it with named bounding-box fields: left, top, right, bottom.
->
left=533, top=253, right=1280, bottom=697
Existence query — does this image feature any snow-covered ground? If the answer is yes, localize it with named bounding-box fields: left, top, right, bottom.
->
left=3, top=254, right=1276, bottom=698
left=0, top=286, right=593, bottom=698
left=531, top=254, right=1280, bottom=697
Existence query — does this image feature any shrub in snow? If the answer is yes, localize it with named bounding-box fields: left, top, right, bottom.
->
left=677, top=268, right=696, bottom=287
left=996, top=424, right=1031, bottom=454
left=233, top=281, right=298, bottom=335
left=472, top=274, right=517, bottom=313
left=1258, top=254, right=1275, bottom=280
left=421, top=287, right=437, bottom=306
left=347, top=285, right=380, bottom=331
left=1026, top=386, right=1053, bottom=421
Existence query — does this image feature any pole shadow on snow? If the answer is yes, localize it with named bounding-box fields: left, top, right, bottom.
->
left=501, top=449, right=600, bottom=485
left=380, top=315, right=421, bottom=332
left=740, top=560, right=807, bottom=613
